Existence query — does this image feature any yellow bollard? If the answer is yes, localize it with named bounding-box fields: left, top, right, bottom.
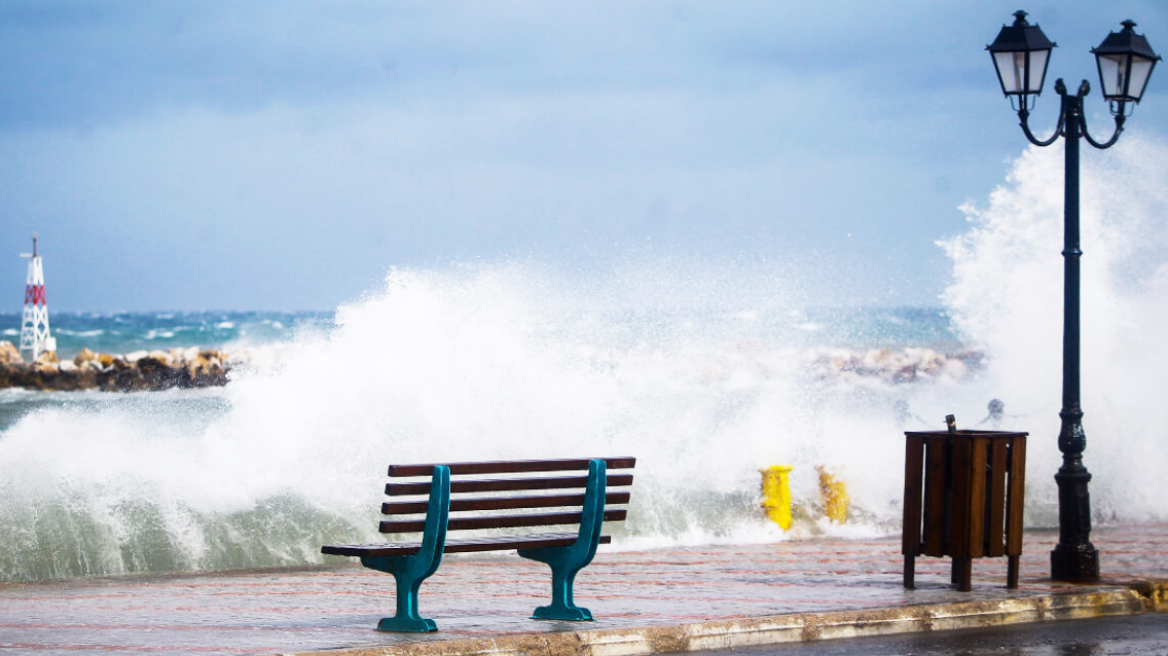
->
left=816, top=465, right=849, bottom=524
left=759, top=465, right=793, bottom=530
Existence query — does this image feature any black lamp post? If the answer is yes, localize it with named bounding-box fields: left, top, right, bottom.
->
left=987, top=11, right=1160, bottom=583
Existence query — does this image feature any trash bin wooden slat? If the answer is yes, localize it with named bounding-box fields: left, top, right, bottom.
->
left=902, top=434, right=925, bottom=588
left=988, top=439, right=1009, bottom=557
left=923, top=435, right=947, bottom=555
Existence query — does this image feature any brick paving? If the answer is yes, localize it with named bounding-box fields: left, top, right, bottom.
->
left=0, top=525, right=1165, bottom=656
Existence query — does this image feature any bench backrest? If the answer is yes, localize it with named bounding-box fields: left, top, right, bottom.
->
left=379, top=457, right=635, bottom=544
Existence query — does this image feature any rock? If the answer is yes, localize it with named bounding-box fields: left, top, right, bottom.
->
left=74, top=348, right=98, bottom=366
left=804, top=346, right=983, bottom=384
left=146, top=350, right=174, bottom=367
left=28, top=360, right=66, bottom=389
left=7, top=363, right=34, bottom=388
left=137, top=356, right=186, bottom=390
left=75, top=366, right=98, bottom=389
left=114, top=366, right=157, bottom=392
left=125, top=350, right=148, bottom=363
left=35, top=350, right=59, bottom=366
left=862, top=349, right=895, bottom=371
left=50, top=365, right=82, bottom=391
left=943, top=358, right=968, bottom=379
left=188, top=354, right=228, bottom=387
left=0, top=341, right=22, bottom=365
left=96, top=367, right=118, bottom=391
left=98, top=352, right=116, bottom=367
left=893, top=364, right=918, bottom=383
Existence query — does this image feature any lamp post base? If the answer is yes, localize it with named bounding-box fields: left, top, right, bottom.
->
left=1051, top=542, right=1099, bottom=582
left=1050, top=465, right=1100, bottom=583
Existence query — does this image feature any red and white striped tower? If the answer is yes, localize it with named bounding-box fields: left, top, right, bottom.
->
left=19, top=233, right=55, bottom=361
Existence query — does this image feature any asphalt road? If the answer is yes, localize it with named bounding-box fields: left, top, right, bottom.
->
left=694, top=613, right=1168, bottom=656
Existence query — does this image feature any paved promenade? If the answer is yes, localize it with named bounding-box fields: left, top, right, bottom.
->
left=1, top=525, right=1166, bottom=656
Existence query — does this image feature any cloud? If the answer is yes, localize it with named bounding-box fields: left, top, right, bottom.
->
left=0, top=1, right=1010, bottom=129
left=0, top=0, right=1164, bottom=310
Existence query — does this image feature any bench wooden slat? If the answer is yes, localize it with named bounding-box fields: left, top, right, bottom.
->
left=387, top=473, right=634, bottom=496
left=383, top=491, right=632, bottom=515
left=389, top=457, right=636, bottom=477
left=447, top=533, right=612, bottom=553
left=322, top=542, right=422, bottom=557
left=322, top=533, right=613, bottom=557
left=380, top=509, right=627, bottom=534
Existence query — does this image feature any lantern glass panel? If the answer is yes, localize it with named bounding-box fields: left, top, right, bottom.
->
left=1128, top=57, right=1155, bottom=100
left=1027, top=49, right=1050, bottom=93
left=994, top=51, right=1025, bottom=93
left=1097, top=54, right=1127, bottom=97
left=994, top=50, right=1048, bottom=94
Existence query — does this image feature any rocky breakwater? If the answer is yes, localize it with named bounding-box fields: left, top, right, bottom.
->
left=806, top=346, right=987, bottom=384
left=0, top=341, right=234, bottom=392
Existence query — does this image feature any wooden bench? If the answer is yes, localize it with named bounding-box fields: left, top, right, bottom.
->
left=322, top=456, right=636, bottom=632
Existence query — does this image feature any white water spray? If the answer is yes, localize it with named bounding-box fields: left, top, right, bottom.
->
left=1, top=136, right=1166, bottom=582
left=940, top=133, right=1168, bottom=524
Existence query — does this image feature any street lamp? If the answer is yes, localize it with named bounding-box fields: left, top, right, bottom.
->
left=987, top=11, right=1160, bottom=583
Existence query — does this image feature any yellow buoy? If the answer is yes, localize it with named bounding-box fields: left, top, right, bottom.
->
left=759, top=465, right=793, bottom=530
left=816, top=465, right=849, bottom=524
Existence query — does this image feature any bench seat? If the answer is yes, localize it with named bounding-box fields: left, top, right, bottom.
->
left=322, top=532, right=614, bottom=557
left=322, top=457, right=635, bottom=632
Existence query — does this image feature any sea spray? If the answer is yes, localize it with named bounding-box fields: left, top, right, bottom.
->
left=940, top=133, right=1168, bottom=525
left=0, top=263, right=965, bottom=582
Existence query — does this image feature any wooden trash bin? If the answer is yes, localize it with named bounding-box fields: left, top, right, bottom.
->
left=902, top=429, right=1027, bottom=591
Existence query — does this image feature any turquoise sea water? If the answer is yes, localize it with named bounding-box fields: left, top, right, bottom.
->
left=0, top=311, right=331, bottom=362
left=1, top=306, right=958, bottom=359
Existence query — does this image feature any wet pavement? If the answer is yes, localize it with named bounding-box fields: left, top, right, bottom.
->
left=1, top=525, right=1166, bottom=656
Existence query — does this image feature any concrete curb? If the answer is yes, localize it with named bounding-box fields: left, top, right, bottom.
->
left=1118, top=579, right=1168, bottom=612
left=287, top=583, right=1165, bottom=656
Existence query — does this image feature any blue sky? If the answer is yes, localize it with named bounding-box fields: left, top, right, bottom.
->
left=1, top=1, right=1165, bottom=312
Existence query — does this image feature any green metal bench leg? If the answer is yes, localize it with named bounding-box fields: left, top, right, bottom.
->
left=360, top=465, right=450, bottom=633
left=539, top=560, right=589, bottom=620
left=518, top=459, right=606, bottom=621
left=358, top=559, right=438, bottom=632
